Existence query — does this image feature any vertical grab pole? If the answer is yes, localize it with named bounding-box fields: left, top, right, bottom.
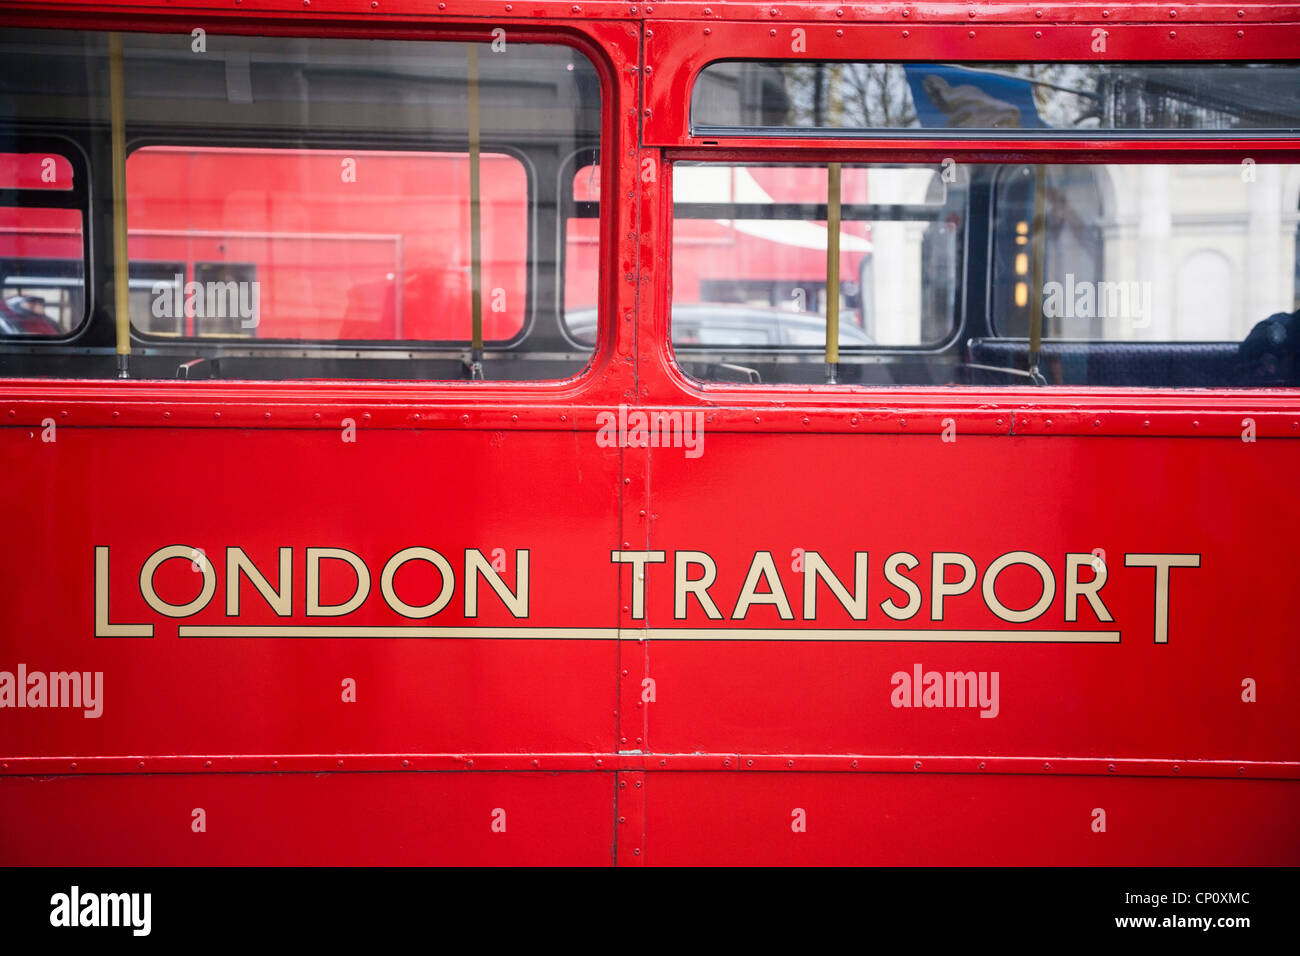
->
left=825, top=162, right=841, bottom=385
left=1027, top=165, right=1048, bottom=385
left=109, top=33, right=131, bottom=378
left=467, top=43, right=484, bottom=379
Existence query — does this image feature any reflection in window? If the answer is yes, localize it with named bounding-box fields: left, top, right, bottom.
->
left=991, top=164, right=1300, bottom=343
left=694, top=61, right=1300, bottom=133
left=671, top=163, right=962, bottom=355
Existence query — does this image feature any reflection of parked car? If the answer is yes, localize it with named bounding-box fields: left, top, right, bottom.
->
left=566, top=303, right=873, bottom=348
left=0, top=296, right=61, bottom=335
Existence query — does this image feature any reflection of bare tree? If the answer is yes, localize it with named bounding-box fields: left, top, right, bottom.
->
left=784, top=63, right=917, bottom=128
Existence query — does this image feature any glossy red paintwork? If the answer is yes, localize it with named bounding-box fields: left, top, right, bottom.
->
left=1, top=0, right=1299, bottom=866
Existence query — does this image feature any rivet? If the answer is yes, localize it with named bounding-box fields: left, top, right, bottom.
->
left=836, top=29, right=842, bottom=37
left=596, top=759, right=602, bottom=766
left=635, top=781, right=642, bottom=788
left=636, top=738, right=642, bottom=744
left=1238, top=8, right=1245, bottom=15
left=902, top=9, right=909, bottom=16
left=461, top=414, right=469, bottom=423
left=621, top=669, right=629, bottom=676
left=639, top=509, right=646, bottom=517
left=467, top=759, right=474, bottom=768
left=1043, top=762, right=1051, bottom=770
left=850, top=416, right=858, bottom=426
left=59, top=410, right=67, bottom=418
left=506, top=4, right=512, bottom=9
left=572, top=4, right=580, bottom=10
left=1035, top=31, right=1042, bottom=38
left=1193, top=420, right=1200, bottom=428
left=532, top=759, right=540, bottom=767
left=1093, top=419, right=1101, bottom=427
left=968, top=30, right=975, bottom=37
left=704, top=28, right=711, bottom=35
left=769, top=28, right=776, bottom=35
left=264, top=412, right=271, bottom=419
left=899, top=418, right=906, bottom=427
left=205, top=760, right=212, bottom=768
left=402, top=759, right=409, bottom=767
left=913, top=761, right=921, bottom=770
left=769, top=7, right=777, bottom=14
left=273, top=760, right=279, bottom=768
left=1173, top=765, right=1180, bottom=773
left=747, top=759, right=753, bottom=767
left=1108, top=764, right=1116, bottom=772
left=1169, top=30, right=1176, bottom=38
left=633, top=848, right=641, bottom=855
left=802, top=416, right=809, bottom=425
left=337, top=759, right=343, bottom=767
left=1237, top=30, right=1244, bottom=37
left=621, top=737, right=627, bottom=744
left=163, top=411, right=170, bottom=419
left=213, top=412, right=220, bottom=419
left=313, top=412, right=321, bottom=421
left=787, top=760, right=794, bottom=768
left=1102, top=9, right=1109, bottom=17
left=623, top=477, right=631, bottom=484
left=851, top=760, right=858, bottom=768
left=969, top=9, right=976, bottom=16
left=902, top=29, right=909, bottom=37
left=754, top=415, right=761, bottom=423
left=1019, top=418, right=1028, bottom=428
left=112, top=411, right=119, bottom=418
left=997, top=418, right=1004, bottom=426
left=660, top=759, right=666, bottom=766
left=978, top=761, right=985, bottom=769
left=561, top=414, right=567, bottom=422
left=137, top=761, right=144, bottom=769
left=6, top=410, right=13, bottom=417
left=1169, top=9, right=1177, bottom=17
left=412, top=413, right=421, bottom=421
left=704, top=6, right=711, bottom=12
left=619, top=816, right=626, bottom=823
left=70, top=762, right=77, bottom=769
left=439, top=2, right=445, bottom=6
left=1238, top=766, right=1245, bottom=774
left=1143, top=419, right=1151, bottom=428
left=371, top=0, right=378, bottom=6
left=1044, top=419, right=1052, bottom=427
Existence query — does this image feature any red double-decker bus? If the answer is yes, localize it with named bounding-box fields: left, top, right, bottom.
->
left=0, top=0, right=1298, bottom=867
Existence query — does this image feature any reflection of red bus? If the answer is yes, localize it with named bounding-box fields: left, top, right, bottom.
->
left=125, top=146, right=529, bottom=341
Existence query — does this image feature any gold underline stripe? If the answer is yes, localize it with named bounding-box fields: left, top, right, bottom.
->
left=177, top=625, right=1119, bottom=643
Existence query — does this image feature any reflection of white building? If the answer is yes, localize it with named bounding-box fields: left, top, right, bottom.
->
left=1099, top=165, right=1300, bottom=340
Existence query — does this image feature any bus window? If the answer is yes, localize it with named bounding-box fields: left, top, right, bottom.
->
left=693, top=61, right=1300, bottom=134
left=0, top=30, right=602, bottom=380
left=0, top=153, right=86, bottom=337
left=670, top=162, right=963, bottom=385
left=562, top=152, right=601, bottom=344
left=125, top=146, right=528, bottom=344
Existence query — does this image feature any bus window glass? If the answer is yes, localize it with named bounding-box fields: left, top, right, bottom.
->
left=693, top=61, right=1300, bottom=134
left=670, top=162, right=962, bottom=383
left=126, top=146, right=528, bottom=343
left=0, top=206, right=85, bottom=336
left=563, top=156, right=601, bottom=344
left=671, top=160, right=1300, bottom=388
left=0, top=29, right=602, bottom=380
